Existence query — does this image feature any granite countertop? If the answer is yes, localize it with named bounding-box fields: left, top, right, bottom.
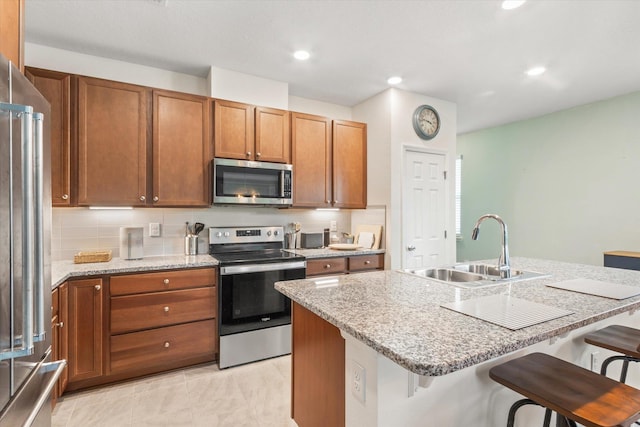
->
left=286, top=248, right=385, bottom=258
left=51, top=254, right=218, bottom=289
left=50, top=248, right=385, bottom=288
left=275, top=257, right=640, bottom=377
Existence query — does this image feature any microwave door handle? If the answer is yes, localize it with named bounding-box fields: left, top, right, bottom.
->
left=280, top=170, right=285, bottom=197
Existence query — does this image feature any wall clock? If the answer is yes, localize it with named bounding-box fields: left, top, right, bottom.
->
left=412, top=105, right=440, bottom=140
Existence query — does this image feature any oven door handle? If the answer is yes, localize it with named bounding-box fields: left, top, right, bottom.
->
left=220, top=261, right=306, bottom=276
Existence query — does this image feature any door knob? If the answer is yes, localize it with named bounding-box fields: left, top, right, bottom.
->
left=407, top=245, right=416, bottom=251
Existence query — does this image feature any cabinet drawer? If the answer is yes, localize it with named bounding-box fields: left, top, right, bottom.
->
left=306, top=257, right=347, bottom=277
left=110, top=268, right=216, bottom=296
left=348, top=254, right=384, bottom=272
left=111, top=287, right=216, bottom=334
left=110, top=319, right=216, bottom=373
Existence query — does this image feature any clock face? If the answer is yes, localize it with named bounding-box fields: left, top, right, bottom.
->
left=413, top=105, right=440, bottom=140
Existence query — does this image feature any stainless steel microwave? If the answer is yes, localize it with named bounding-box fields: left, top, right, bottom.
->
left=213, top=158, right=293, bottom=206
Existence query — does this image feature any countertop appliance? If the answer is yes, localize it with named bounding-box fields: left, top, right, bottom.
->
left=300, top=232, right=323, bottom=249
left=1, top=54, right=66, bottom=427
left=212, top=158, right=293, bottom=206
left=209, top=226, right=305, bottom=368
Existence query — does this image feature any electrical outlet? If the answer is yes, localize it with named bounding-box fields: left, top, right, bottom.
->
left=330, top=220, right=337, bottom=232
left=149, top=222, right=161, bottom=237
left=351, top=361, right=366, bottom=403
left=591, top=351, right=600, bottom=372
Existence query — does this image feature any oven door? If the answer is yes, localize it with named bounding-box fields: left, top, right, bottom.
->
left=219, top=261, right=305, bottom=336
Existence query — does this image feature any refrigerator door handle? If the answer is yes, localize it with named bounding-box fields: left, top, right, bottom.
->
left=23, top=360, right=67, bottom=427
left=32, top=112, right=46, bottom=342
left=0, top=102, right=36, bottom=361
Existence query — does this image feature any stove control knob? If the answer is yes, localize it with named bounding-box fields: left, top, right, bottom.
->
left=267, top=231, right=272, bottom=236
left=216, top=232, right=222, bottom=238
left=224, top=232, right=230, bottom=237
left=274, top=230, right=280, bottom=236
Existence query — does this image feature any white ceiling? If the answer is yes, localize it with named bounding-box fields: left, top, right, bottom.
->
left=24, top=0, right=640, bottom=133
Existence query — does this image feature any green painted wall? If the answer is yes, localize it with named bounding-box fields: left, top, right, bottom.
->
left=457, top=91, right=640, bottom=266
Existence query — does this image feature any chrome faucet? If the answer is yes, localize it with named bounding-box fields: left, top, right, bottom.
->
left=471, top=214, right=511, bottom=279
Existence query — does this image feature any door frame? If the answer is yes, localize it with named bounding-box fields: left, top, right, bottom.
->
left=400, top=145, right=454, bottom=269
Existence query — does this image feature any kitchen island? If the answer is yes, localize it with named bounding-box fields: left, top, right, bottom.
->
left=275, top=257, right=640, bottom=427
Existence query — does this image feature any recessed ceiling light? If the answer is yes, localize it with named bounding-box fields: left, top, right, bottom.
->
left=502, top=0, right=526, bottom=10
left=293, top=50, right=310, bottom=61
left=387, top=76, right=402, bottom=85
left=526, top=66, right=546, bottom=77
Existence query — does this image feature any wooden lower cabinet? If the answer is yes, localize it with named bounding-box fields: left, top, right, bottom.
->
left=62, top=267, right=218, bottom=393
left=306, top=254, right=384, bottom=277
left=292, top=302, right=345, bottom=427
left=67, top=278, right=104, bottom=386
left=110, top=319, right=216, bottom=373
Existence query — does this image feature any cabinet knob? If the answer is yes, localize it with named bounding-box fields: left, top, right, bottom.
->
left=164, top=306, right=169, bottom=312
left=364, top=260, right=371, bottom=265
left=153, top=196, right=159, bottom=202
left=95, top=284, right=101, bottom=291
left=256, top=152, right=261, bottom=158
left=326, top=200, right=330, bottom=204
left=61, top=194, right=69, bottom=200
left=55, top=321, right=64, bottom=328
left=139, top=195, right=146, bottom=202
left=246, top=151, right=252, bottom=157
left=164, top=341, right=170, bottom=348
left=163, top=279, right=170, bottom=285
left=325, top=264, right=331, bottom=269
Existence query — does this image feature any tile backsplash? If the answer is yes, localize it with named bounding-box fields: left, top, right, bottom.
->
left=51, top=206, right=362, bottom=261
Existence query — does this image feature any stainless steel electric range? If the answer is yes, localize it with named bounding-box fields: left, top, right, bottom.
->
left=209, top=226, right=306, bottom=369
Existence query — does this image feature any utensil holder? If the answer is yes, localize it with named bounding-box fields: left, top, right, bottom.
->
left=185, top=235, right=198, bottom=255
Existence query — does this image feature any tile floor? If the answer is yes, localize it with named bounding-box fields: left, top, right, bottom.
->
left=52, top=355, right=298, bottom=427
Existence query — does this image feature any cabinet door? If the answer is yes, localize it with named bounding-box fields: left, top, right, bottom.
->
left=0, top=0, right=24, bottom=72
left=291, top=112, right=332, bottom=208
left=153, top=90, right=211, bottom=206
left=213, top=99, right=254, bottom=160
left=25, top=67, right=72, bottom=206
left=68, top=278, right=104, bottom=383
left=255, top=107, right=290, bottom=163
left=58, top=282, right=69, bottom=393
left=333, top=120, right=367, bottom=209
left=77, top=77, right=148, bottom=206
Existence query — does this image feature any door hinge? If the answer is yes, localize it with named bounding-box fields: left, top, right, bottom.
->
left=443, top=171, right=447, bottom=180
left=444, top=230, right=447, bottom=239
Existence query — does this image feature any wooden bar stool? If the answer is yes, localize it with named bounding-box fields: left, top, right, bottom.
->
left=489, top=352, right=640, bottom=427
left=585, top=325, right=640, bottom=383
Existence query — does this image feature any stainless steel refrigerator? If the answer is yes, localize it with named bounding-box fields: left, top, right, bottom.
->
left=1, top=54, right=66, bottom=426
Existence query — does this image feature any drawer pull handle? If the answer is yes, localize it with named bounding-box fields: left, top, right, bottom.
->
left=163, top=279, right=170, bottom=285
left=364, top=260, right=371, bottom=265
left=94, top=284, right=101, bottom=291
left=164, top=341, right=170, bottom=348
left=325, top=264, right=331, bottom=269
left=164, top=306, right=169, bottom=312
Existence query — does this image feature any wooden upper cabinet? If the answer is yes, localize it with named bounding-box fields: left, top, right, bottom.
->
left=153, top=90, right=212, bottom=206
left=25, top=67, right=73, bottom=206
left=255, top=107, right=290, bottom=163
left=291, top=112, right=332, bottom=208
left=214, top=100, right=290, bottom=163
left=213, top=99, right=254, bottom=160
left=77, top=77, right=149, bottom=206
left=333, top=120, right=367, bottom=209
left=0, top=0, right=24, bottom=72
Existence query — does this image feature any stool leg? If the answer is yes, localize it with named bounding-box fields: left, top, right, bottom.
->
left=555, top=414, right=577, bottom=427
left=507, top=399, right=543, bottom=427
left=600, top=355, right=640, bottom=383
left=543, top=409, right=552, bottom=427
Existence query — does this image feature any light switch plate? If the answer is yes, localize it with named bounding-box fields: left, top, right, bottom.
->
left=149, top=222, right=161, bottom=237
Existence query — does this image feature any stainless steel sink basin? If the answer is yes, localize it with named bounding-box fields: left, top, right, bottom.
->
left=400, top=263, right=548, bottom=288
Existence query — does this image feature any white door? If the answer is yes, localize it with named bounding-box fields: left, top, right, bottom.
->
left=402, top=149, right=447, bottom=269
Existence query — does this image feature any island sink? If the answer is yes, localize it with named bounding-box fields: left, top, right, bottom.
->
left=401, top=263, right=548, bottom=288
